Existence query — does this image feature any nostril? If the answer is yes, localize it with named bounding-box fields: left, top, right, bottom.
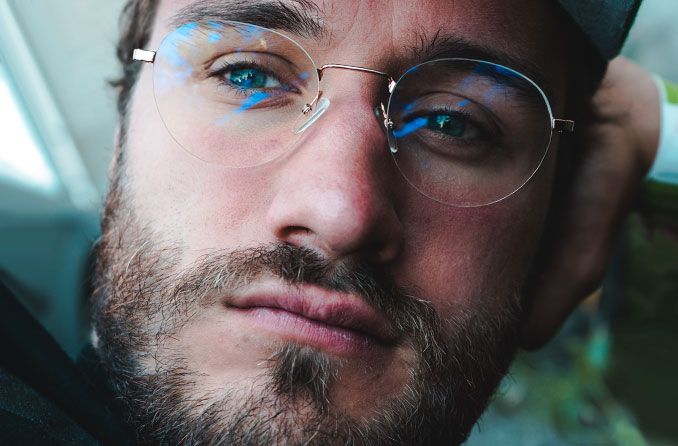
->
left=278, top=225, right=314, bottom=245
left=267, top=96, right=404, bottom=263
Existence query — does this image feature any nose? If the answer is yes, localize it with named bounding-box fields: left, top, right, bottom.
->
left=266, top=90, right=404, bottom=264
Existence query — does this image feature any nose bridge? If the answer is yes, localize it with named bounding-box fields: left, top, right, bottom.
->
left=317, top=64, right=398, bottom=102
left=298, top=63, right=395, bottom=136
left=340, top=103, right=389, bottom=166
left=318, top=63, right=395, bottom=86
left=293, top=62, right=398, bottom=183
left=266, top=86, right=403, bottom=261
left=296, top=93, right=392, bottom=196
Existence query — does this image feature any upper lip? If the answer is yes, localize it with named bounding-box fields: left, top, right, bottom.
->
left=228, top=284, right=397, bottom=344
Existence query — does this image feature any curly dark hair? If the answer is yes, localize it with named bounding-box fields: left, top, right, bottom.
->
left=110, top=0, right=160, bottom=119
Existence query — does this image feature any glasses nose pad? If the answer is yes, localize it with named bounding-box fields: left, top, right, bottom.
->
left=293, top=97, right=331, bottom=134
left=375, top=103, right=398, bottom=154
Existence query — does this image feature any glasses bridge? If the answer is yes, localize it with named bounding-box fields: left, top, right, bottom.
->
left=318, top=64, right=397, bottom=93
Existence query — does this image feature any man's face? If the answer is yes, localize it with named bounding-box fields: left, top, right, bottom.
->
left=94, top=0, right=569, bottom=444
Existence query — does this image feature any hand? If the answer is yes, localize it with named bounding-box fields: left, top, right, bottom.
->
left=520, top=57, right=661, bottom=349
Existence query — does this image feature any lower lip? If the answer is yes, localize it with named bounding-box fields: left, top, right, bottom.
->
left=230, top=307, right=381, bottom=356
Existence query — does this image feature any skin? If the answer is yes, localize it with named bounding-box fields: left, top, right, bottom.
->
left=521, top=57, right=662, bottom=348
left=110, top=0, right=582, bottom=439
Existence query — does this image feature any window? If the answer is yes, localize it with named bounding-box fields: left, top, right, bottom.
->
left=0, top=62, right=58, bottom=194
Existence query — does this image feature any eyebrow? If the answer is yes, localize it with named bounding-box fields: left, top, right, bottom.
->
left=408, top=31, right=555, bottom=101
left=170, top=0, right=327, bottom=40
left=170, top=1, right=554, bottom=101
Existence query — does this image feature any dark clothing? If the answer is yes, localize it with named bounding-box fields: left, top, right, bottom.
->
left=0, top=279, right=133, bottom=445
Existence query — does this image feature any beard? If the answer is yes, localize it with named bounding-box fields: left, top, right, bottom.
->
left=90, top=167, right=522, bottom=446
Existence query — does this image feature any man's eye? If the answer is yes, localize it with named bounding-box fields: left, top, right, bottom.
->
left=424, top=112, right=480, bottom=139
left=227, top=67, right=281, bottom=90
left=208, top=61, right=294, bottom=97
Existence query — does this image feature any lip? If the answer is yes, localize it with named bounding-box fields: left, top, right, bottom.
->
left=227, top=284, right=397, bottom=353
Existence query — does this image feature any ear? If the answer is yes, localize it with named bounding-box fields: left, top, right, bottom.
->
left=517, top=127, right=624, bottom=350
left=519, top=58, right=659, bottom=350
left=520, top=247, right=608, bottom=350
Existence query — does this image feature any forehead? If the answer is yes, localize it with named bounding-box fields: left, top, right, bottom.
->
left=152, top=0, right=568, bottom=100
left=322, top=0, right=564, bottom=61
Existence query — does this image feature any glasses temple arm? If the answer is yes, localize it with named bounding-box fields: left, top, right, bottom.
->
left=553, top=118, right=575, bottom=133
left=133, top=49, right=156, bottom=63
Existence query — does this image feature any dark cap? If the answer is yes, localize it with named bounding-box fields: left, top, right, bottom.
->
left=558, top=0, right=643, bottom=60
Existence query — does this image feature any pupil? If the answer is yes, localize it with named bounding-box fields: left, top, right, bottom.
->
left=230, top=68, right=267, bottom=88
left=428, top=114, right=465, bottom=137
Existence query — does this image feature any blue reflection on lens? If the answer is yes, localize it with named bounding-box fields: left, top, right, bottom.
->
left=209, top=32, right=222, bottom=43
left=298, top=71, right=310, bottom=81
left=238, top=91, right=270, bottom=112
left=208, top=21, right=222, bottom=30
left=494, top=65, right=518, bottom=78
left=166, top=50, right=189, bottom=68
left=416, top=150, right=431, bottom=171
left=460, top=73, right=476, bottom=90
left=177, top=22, right=198, bottom=38
left=164, top=22, right=199, bottom=68
left=215, top=114, right=232, bottom=125
left=483, top=84, right=506, bottom=103
left=457, top=99, right=470, bottom=107
left=213, top=91, right=270, bottom=125
left=393, top=117, right=427, bottom=138
left=174, top=67, right=193, bottom=82
left=241, top=24, right=264, bottom=42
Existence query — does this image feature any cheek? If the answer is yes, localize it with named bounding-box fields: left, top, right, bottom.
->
left=397, top=168, right=552, bottom=312
left=124, top=66, right=276, bottom=262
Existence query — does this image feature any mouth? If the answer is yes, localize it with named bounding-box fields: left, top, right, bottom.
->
left=226, top=284, right=397, bottom=356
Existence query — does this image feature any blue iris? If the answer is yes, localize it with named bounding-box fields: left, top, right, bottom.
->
left=229, top=68, right=268, bottom=89
left=427, top=113, right=465, bottom=137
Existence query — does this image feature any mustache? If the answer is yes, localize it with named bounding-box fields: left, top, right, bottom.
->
left=164, top=243, right=443, bottom=357
left=175, top=244, right=401, bottom=304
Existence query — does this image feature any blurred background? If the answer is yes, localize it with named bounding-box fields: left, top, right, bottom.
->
left=0, top=0, right=676, bottom=444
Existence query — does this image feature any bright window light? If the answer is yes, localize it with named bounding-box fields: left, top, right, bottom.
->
left=0, top=65, right=58, bottom=193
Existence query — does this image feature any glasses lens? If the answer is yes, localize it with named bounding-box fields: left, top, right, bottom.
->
left=387, top=59, right=553, bottom=207
left=153, top=21, right=319, bottom=167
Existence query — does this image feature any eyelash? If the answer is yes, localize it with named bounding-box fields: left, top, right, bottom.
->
left=207, top=61, right=283, bottom=94
left=408, top=107, right=494, bottom=140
